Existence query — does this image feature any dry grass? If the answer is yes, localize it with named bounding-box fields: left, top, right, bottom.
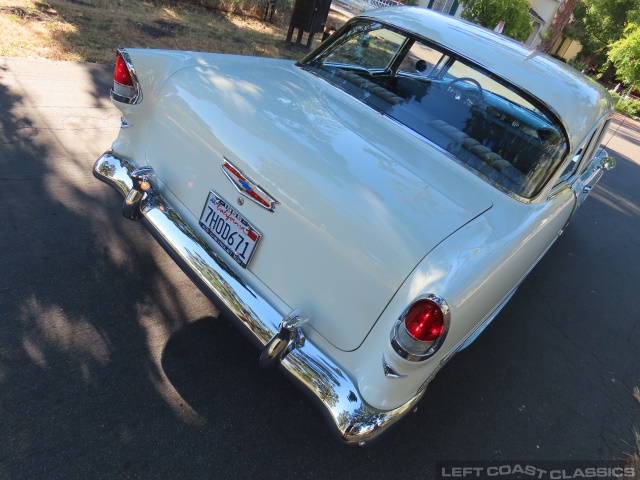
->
left=0, top=0, right=351, bottom=63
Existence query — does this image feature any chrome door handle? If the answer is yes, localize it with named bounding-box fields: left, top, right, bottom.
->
left=582, top=185, right=593, bottom=194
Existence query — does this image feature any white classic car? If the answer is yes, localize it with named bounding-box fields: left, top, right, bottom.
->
left=94, top=7, right=616, bottom=445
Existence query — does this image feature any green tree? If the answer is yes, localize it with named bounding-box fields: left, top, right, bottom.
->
left=459, top=0, right=533, bottom=42
left=608, top=24, right=640, bottom=91
left=568, top=0, right=640, bottom=67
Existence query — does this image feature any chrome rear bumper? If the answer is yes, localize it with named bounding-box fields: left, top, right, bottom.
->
left=93, top=151, right=423, bottom=446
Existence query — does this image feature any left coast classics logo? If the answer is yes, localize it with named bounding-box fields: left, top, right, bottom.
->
left=221, top=159, right=278, bottom=211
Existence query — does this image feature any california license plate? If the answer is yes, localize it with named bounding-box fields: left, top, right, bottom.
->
left=199, top=191, right=261, bottom=268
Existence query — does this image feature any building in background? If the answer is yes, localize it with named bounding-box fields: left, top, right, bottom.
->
left=550, top=36, right=582, bottom=61
left=421, top=0, right=459, bottom=16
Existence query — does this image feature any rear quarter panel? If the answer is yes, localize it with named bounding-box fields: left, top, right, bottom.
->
left=312, top=186, right=575, bottom=410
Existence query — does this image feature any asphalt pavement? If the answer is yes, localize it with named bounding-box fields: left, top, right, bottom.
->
left=1, top=56, right=639, bottom=479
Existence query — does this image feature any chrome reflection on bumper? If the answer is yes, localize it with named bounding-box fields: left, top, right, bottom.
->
left=93, top=151, right=423, bottom=446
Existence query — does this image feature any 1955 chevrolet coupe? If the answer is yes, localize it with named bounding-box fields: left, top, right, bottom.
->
left=94, top=7, right=616, bottom=445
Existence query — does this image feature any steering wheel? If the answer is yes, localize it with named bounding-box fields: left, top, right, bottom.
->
left=444, top=77, right=484, bottom=104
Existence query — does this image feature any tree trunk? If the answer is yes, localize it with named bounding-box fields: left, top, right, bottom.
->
left=598, top=61, right=617, bottom=83
left=537, top=0, right=581, bottom=54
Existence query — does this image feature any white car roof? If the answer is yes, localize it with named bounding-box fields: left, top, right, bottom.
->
left=360, top=7, right=613, bottom=150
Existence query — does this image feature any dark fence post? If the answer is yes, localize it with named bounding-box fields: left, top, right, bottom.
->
left=286, top=0, right=332, bottom=49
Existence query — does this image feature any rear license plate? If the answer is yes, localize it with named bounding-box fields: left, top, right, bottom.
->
left=199, top=191, right=261, bottom=268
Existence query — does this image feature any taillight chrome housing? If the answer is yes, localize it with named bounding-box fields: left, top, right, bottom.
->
left=111, top=49, right=142, bottom=104
left=391, top=294, right=450, bottom=362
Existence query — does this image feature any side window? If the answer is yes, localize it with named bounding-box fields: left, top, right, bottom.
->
left=578, top=120, right=610, bottom=175
left=397, top=42, right=444, bottom=76
left=324, top=28, right=406, bottom=71
left=560, top=121, right=609, bottom=179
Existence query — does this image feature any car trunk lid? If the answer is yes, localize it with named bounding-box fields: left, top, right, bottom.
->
left=144, top=57, right=493, bottom=351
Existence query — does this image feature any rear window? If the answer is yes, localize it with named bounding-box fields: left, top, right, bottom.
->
left=301, top=20, right=569, bottom=199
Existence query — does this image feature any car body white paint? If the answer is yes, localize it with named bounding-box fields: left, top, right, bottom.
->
left=96, top=7, right=614, bottom=442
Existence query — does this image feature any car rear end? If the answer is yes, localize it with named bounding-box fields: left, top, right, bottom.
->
left=95, top=7, right=582, bottom=440
left=96, top=48, right=471, bottom=445
left=94, top=39, right=504, bottom=444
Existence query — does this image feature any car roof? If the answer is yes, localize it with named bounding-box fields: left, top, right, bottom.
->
left=360, top=7, right=613, bottom=150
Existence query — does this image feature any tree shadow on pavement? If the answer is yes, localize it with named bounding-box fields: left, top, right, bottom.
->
left=0, top=57, right=217, bottom=477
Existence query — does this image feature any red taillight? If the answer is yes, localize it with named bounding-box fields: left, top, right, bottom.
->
left=404, top=299, right=444, bottom=342
left=391, top=295, right=449, bottom=361
left=114, top=53, right=133, bottom=86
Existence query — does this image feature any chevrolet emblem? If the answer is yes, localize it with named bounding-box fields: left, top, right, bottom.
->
left=221, top=158, right=278, bottom=212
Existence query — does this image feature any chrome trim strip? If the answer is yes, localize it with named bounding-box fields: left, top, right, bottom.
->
left=110, top=49, right=143, bottom=105
left=93, top=151, right=424, bottom=446
left=382, top=355, right=407, bottom=379
left=547, top=182, right=570, bottom=201
left=566, top=184, right=580, bottom=224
